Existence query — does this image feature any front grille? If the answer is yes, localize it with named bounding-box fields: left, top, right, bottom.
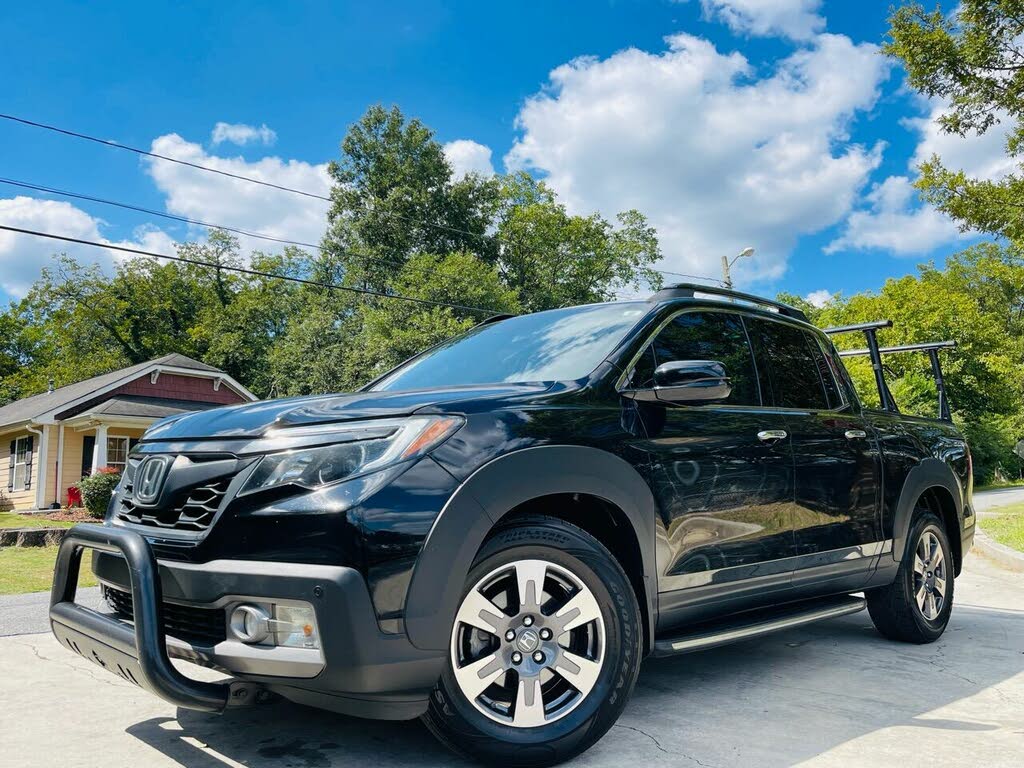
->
left=103, top=585, right=227, bottom=646
left=115, top=458, right=232, bottom=533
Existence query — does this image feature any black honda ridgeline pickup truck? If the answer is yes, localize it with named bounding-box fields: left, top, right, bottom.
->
left=51, top=284, right=975, bottom=766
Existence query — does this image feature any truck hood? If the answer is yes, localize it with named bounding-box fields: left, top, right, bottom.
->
left=143, top=383, right=551, bottom=441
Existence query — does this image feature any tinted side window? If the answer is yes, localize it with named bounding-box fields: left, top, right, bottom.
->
left=634, top=311, right=760, bottom=406
left=814, top=336, right=851, bottom=409
left=748, top=319, right=830, bottom=409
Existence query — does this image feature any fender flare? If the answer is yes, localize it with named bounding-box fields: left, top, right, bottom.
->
left=889, top=458, right=964, bottom=565
left=403, top=445, right=658, bottom=653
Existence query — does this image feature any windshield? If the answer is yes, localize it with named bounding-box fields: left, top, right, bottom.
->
left=371, top=302, right=651, bottom=391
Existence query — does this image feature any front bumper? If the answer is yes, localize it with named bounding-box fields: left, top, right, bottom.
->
left=49, top=524, right=443, bottom=719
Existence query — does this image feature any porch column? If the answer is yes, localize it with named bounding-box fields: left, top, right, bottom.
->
left=33, top=426, right=49, bottom=510
left=91, top=424, right=108, bottom=474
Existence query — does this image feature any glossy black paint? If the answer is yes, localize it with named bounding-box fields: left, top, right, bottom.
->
left=115, top=295, right=972, bottom=639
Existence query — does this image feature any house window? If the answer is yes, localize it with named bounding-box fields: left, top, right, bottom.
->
left=11, top=436, right=31, bottom=491
left=106, top=436, right=129, bottom=472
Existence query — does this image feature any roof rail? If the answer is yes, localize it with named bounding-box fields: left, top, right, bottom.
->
left=649, top=283, right=808, bottom=322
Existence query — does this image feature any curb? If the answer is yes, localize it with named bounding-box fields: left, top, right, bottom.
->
left=973, top=527, right=1024, bottom=573
left=0, top=527, right=69, bottom=548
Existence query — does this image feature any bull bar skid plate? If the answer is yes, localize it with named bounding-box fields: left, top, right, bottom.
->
left=49, top=523, right=260, bottom=712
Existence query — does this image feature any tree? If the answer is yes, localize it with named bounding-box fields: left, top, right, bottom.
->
left=886, top=1, right=1024, bottom=241
left=323, top=104, right=498, bottom=290
left=492, top=173, right=662, bottom=312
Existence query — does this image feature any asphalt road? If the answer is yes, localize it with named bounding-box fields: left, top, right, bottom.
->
left=973, top=485, right=1024, bottom=514
left=3, top=551, right=1023, bottom=767
left=0, top=586, right=102, bottom=637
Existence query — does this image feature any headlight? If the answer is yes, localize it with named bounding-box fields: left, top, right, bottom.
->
left=239, top=415, right=462, bottom=496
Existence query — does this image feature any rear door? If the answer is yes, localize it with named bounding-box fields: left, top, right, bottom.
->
left=745, top=317, right=883, bottom=587
left=622, top=309, right=798, bottom=613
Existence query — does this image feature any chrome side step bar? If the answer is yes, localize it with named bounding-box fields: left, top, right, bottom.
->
left=652, top=594, right=866, bottom=657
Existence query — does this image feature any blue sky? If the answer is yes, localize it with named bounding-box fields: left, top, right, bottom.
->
left=1, top=0, right=1004, bottom=307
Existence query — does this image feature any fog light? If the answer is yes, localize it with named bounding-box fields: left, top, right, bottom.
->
left=230, top=604, right=271, bottom=644
left=273, top=604, right=320, bottom=649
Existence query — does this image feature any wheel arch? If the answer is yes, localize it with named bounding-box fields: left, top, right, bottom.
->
left=403, top=446, right=658, bottom=654
left=890, top=458, right=965, bottom=574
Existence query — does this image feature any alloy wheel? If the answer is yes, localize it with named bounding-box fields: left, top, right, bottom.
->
left=913, top=530, right=947, bottom=620
left=450, top=558, right=606, bottom=728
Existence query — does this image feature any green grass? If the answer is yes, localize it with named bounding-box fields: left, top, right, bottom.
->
left=980, top=502, right=1024, bottom=553
left=0, top=545, right=97, bottom=595
left=0, top=511, right=77, bottom=529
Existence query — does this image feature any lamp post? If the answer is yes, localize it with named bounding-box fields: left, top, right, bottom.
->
left=721, top=247, right=754, bottom=289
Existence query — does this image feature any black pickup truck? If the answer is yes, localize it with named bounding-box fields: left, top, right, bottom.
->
left=50, top=284, right=974, bottom=766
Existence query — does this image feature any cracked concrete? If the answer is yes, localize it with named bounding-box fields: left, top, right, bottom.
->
left=1, top=555, right=1022, bottom=767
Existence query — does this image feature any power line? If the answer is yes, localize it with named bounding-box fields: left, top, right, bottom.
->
left=0, top=176, right=434, bottom=278
left=0, top=224, right=506, bottom=316
left=0, top=112, right=492, bottom=244
left=0, top=112, right=724, bottom=287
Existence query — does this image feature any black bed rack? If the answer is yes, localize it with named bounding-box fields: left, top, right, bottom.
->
left=649, top=283, right=809, bottom=322
left=823, top=320, right=956, bottom=421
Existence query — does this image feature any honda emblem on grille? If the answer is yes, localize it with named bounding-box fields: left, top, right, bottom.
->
left=134, top=455, right=172, bottom=506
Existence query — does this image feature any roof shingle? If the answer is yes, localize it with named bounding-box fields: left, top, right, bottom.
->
left=0, top=354, right=224, bottom=429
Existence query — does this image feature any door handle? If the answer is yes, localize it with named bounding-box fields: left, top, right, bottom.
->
left=845, top=429, right=867, bottom=439
left=757, top=429, right=787, bottom=442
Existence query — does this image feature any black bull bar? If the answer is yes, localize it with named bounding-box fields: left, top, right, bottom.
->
left=49, top=524, right=232, bottom=712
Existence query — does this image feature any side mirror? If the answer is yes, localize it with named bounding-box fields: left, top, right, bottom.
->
left=624, top=360, right=732, bottom=404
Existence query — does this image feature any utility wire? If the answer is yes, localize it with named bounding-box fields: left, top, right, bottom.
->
left=0, top=176, right=437, bottom=278
left=0, top=224, right=506, bottom=316
left=0, top=112, right=491, bottom=244
left=0, top=112, right=725, bottom=286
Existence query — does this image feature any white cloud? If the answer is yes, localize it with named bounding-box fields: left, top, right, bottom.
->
left=905, top=101, right=1015, bottom=182
left=210, top=122, right=278, bottom=147
left=1, top=126, right=331, bottom=297
left=443, top=139, right=495, bottom=177
left=804, top=288, right=833, bottom=308
left=826, top=176, right=963, bottom=255
left=145, top=133, right=331, bottom=253
left=506, top=32, right=888, bottom=286
left=700, top=0, right=825, bottom=41
left=0, top=196, right=176, bottom=297
left=828, top=99, right=1014, bottom=256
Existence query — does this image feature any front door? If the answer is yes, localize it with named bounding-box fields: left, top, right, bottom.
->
left=745, top=317, right=882, bottom=588
left=622, top=310, right=799, bottom=620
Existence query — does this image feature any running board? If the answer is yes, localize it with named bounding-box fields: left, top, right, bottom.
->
left=652, top=594, right=866, bottom=657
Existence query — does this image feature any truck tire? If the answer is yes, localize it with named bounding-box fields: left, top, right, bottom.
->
left=867, top=506, right=954, bottom=644
left=421, top=515, right=642, bottom=767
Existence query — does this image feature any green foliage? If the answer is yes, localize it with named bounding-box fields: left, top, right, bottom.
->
left=492, top=173, right=662, bottom=312
left=77, top=469, right=122, bottom=520
left=886, top=1, right=1024, bottom=242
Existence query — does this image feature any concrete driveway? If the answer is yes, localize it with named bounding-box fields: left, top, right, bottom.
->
left=3, top=552, right=1023, bottom=768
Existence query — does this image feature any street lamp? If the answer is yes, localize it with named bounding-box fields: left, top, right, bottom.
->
left=721, top=247, right=754, bottom=289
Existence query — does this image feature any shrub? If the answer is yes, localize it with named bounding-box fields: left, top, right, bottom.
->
left=77, top=468, right=122, bottom=520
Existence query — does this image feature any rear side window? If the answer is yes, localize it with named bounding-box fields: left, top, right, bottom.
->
left=747, top=318, right=837, bottom=410
left=628, top=311, right=760, bottom=406
left=815, top=336, right=854, bottom=408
